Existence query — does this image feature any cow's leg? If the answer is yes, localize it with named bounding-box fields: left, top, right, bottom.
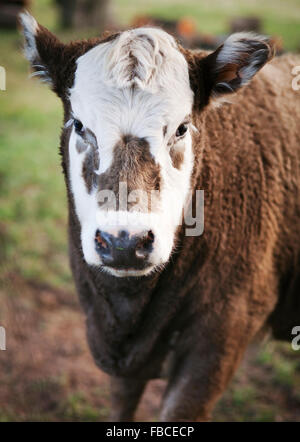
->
left=159, top=264, right=280, bottom=423
left=160, top=340, right=245, bottom=422
left=159, top=304, right=270, bottom=422
left=109, top=376, right=148, bottom=422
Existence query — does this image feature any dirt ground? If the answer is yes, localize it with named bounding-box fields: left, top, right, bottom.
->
left=0, top=273, right=299, bottom=422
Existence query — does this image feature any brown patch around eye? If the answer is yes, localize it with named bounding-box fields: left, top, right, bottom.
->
left=79, top=127, right=100, bottom=193
left=76, top=138, right=88, bottom=154
left=170, top=147, right=184, bottom=169
left=82, top=149, right=98, bottom=193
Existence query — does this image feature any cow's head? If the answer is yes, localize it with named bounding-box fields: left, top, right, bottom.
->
left=20, top=12, right=274, bottom=277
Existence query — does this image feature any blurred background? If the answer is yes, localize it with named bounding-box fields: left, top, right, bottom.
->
left=0, top=0, right=299, bottom=422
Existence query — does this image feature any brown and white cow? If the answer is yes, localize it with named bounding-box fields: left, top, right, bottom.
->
left=20, top=11, right=300, bottom=421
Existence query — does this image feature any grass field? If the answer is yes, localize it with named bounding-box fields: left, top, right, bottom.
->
left=0, top=0, right=299, bottom=422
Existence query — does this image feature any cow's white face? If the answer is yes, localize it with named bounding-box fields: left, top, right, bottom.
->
left=68, top=28, right=194, bottom=276
left=21, top=12, right=275, bottom=277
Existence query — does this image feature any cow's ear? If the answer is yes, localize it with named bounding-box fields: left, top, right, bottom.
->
left=19, top=12, right=67, bottom=92
left=188, top=33, right=276, bottom=107
left=20, top=11, right=94, bottom=99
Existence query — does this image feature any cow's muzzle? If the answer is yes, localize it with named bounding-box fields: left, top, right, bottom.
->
left=95, top=229, right=155, bottom=271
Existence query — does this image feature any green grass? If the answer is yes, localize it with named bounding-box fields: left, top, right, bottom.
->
left=61, top=392, right=108, bottom=422
left=257, top=342, right=300, bottom=388
left=0, top=64, right=68, bottom=288
left=214, top=341, right=300, bottom=422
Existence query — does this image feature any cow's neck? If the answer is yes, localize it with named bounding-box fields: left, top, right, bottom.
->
left=68, top=203, right=199, bottom=374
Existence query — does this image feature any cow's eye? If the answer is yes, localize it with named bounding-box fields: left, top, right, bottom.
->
left=74, top=119, right=84, bottom=135
left=176, top=123, right=188, bottom=138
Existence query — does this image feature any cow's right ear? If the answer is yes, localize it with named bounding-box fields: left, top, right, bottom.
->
left=186, top=32, right=276, bottom=108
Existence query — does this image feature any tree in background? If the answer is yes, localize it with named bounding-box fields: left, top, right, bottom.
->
left=56, top=0, right=112, bottom=30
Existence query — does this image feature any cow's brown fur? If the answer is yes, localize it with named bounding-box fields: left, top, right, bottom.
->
left=169, top=146, right=184, bottom=169
left=21, top=19, right=300, bottom=421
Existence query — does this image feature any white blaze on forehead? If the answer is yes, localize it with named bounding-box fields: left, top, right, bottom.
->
left=69, top=27, right=193, bottom=172
left=74, top=27, right=191, bottom=92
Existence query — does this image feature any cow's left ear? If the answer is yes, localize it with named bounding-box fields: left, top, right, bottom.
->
left=187, top=33, right=276, bottom=107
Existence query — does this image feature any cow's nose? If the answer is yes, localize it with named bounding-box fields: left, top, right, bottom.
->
left=95, top=229, right=154, bottom=269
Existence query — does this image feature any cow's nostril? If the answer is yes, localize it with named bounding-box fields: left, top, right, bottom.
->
left=136, top=230, right=155, bottom=258
left=95, top=230, right=109, bottom=251
left=146, top=230, right=155, bottom=243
